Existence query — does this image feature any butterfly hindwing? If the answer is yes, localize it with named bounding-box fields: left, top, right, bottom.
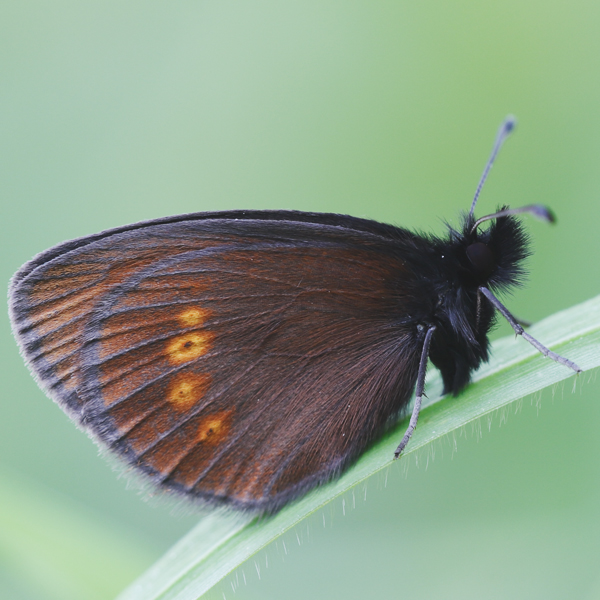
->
left=10, top=212, right=421, bottom=511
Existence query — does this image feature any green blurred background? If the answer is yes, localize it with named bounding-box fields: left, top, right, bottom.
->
left=1, top=1, right=600, bottom=599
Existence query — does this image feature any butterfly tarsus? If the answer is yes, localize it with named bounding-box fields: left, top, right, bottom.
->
left=394, top=325, right=436, bottom=459
left=479, top=286, right=582, bottom=373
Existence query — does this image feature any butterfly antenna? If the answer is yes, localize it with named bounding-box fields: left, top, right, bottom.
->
left=470, top=204, right=555, bottom=234
left=468, top=115, right=517, bottom=220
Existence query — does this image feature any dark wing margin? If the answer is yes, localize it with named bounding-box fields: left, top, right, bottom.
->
left=9, top=214, right=420, bottom=512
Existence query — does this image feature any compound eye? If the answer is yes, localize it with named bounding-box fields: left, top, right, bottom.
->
left=466, top=241, right=495, bottom=277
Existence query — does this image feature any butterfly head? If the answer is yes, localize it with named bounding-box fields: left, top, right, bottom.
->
left=457, top=207, right=532, bottom=292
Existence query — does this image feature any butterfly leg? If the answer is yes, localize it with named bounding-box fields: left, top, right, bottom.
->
left=479, top=286, right=582, bottom=373
left=394, top=324, right=436, bottom=459
left=476, top=288, right=531, bottom=329
left=514, top=315, right=533, bottom=328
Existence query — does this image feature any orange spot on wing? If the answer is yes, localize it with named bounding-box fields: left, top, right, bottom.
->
left=165, top=331, right=214, bottom=364
left=196, top=410, right=233, bottom=445
left=166, top=373, right=211, bottom=411
left=178, top=307, right=211, bottom=327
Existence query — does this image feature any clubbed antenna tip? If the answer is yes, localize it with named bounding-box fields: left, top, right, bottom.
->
left=529, top=204, right=556, bottom=223
left=470, top=204, right=557, bottom=234
left=468, top=115, right=518, bottom=220
left=503, top=115, right=517, bottom=134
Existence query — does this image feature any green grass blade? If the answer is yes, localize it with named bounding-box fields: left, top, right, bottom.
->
left=117, top=294, right=600, bottom=600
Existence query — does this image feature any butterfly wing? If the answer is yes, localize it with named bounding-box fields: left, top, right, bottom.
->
left=10, top=211, right=422, bottom=512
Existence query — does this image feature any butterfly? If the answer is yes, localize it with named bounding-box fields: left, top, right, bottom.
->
left=9, top=116, right=581, bottom=514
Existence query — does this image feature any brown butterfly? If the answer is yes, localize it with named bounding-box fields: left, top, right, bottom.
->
left=9, top=117, right=581, bottom=513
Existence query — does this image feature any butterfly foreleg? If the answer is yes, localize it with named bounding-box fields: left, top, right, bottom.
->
left=477, top=288, right=531, bottom=328
left=479, top=286, right=582, bottom=373
left=393, top=324, right=436, bottom=459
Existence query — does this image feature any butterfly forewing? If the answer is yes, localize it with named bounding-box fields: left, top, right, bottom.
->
left=10, top=213, right=420, bottom=511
